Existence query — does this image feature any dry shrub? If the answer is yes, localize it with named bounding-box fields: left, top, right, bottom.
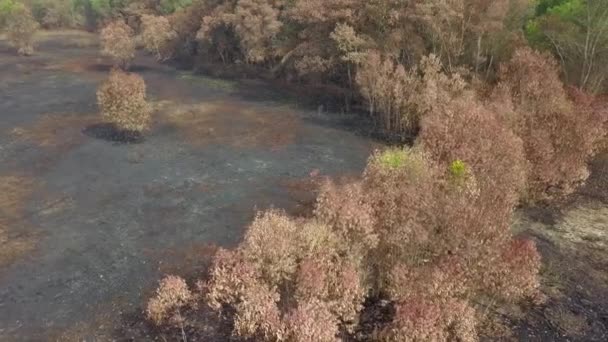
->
left=314, top=179, right=378, bottom=265
left=140, top=14, right=177, bottom=61
left=100, top=20, right=136, bottom=68
left=493, top=47, right=607, bottom=201
left=96, top=70, right=151, bottom=132
left=5, top=4, right=38, bottom=56
left=285, top=299, right=339, bottom=342
left=418, top=95, right=527, bottom=217
left=146, top=275, right=193, bottom=325
left=361, top=147, right=541, bottom=340
left=356, top=52, right=467, bottom=137
left=362, top=148, right=438, bottom=286
left=384, top=297, right=477, bottom=342
left=202, top=209, right=372, bottom=340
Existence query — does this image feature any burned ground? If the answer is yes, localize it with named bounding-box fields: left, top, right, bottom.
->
left=0, top=31, right=376, bottom=340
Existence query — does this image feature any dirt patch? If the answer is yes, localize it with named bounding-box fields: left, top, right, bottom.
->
left=162, top=101, right=300, bottom=150
left=0, top=176, right=38, bottom=267
left=11, top=113, right=98, bottom=149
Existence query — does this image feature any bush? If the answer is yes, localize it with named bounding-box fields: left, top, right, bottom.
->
left=202, top=208, right=372, bottom=340
left=146, top=275, right=193, bottom=325
left=140, top=14, right=177, bottom=61
left=100, top=20, right=135, bottom=68
left=5, top=4, right=38, bottom=56
left=362, top=147, right=540, bottom=340
left=493, top=47, right=606, bottom=201
left=96, top=70, right=151, bottom=132
left=418, top=94, right=527, bottom=214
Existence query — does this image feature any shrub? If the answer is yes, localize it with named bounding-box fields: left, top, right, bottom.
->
left=314, top=179, right=378, bottom=266
left=96, top=70, right=151, bottom=132
left=202, top=209, right=371, bottom=340
left=418, top=95, right=527, bottom=214
left=362, top=147, right=540, bottom=340
left=140, top=14, right=177, bottom=61
left=285, top=299, right=339, bottom=342
left=5, top=4, right=38, bottom=56
left=493, top=47, right=606, bottom=201
left=146, top=275, right=193, bottom=325
left=100, top=20, right=135, bottom=68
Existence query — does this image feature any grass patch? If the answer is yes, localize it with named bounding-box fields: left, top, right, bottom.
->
left=377, top=148, right=409, bottom=169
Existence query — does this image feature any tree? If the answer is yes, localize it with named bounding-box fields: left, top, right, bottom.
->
left=493, top=47, right=607, bottom=201
left=140, top=14, right=177, bottom=61
left=526, top=0, right=608, bottom=92
left=100, top=20, right=136, bottom=68
left=96, top=69, right=152, bottom=133
left=197, top=0, right=284, bottom=64
left=4, top=3, right=39, bottom=56
left=356, top=52, right=466, bottom=138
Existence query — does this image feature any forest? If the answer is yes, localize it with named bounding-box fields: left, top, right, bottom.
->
left=0, top=0, right=607, bottom=341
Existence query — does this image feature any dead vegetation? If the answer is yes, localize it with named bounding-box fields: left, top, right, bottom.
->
left=100, top=20, right=136, bottom=69
left=97, top=69, right=151, bottom=133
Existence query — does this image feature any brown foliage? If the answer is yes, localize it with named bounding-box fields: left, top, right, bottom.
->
left=96, top=70, right=151, bottom=132
left=197, top=0, right=283, bottom=63
left=146, top=275, right=193, bottom=325
left=100, top=20, right=136, bottom=68
left=140, top=14, right=177, bottom=61
left=383, top=297, right=476, bottom=342
left=5, top=5, right=39, bottom=56
left=201, top=208, right=371, bottom=340
left=356, top=52, right=467, bottom=137
left=285, top=299, right=339, bottom=342
left=362, top=147, right=540, bottom=340
left=418, top=95, right=527, bottom=216
left=494, top=47, right=607, bottom=201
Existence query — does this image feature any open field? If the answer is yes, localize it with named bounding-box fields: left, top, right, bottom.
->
left=0, top=31, right=606, bottom=341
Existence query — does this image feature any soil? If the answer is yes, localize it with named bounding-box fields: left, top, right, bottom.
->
left=0, top=31, right=606, bottom=341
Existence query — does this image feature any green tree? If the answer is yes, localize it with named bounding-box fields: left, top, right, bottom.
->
left=526, top=0, right=608, bottom=92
